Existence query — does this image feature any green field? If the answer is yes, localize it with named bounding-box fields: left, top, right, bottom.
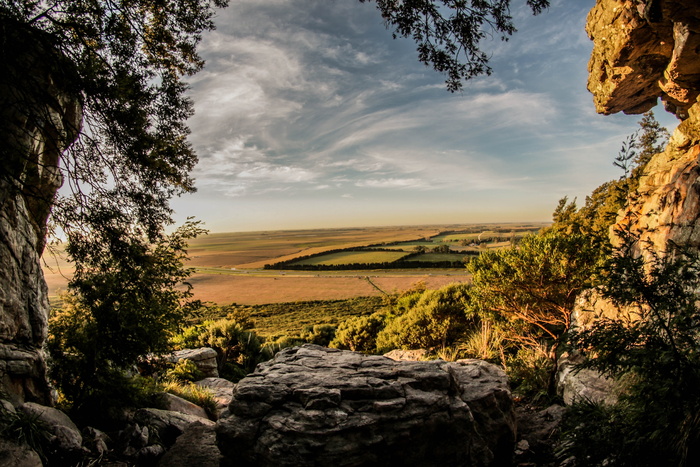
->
left=291, top=250, right=410, bottom=266
left=407, top=253, right=468, bottom=262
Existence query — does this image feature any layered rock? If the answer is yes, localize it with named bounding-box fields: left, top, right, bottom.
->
left=587, top=0, right=700, bottom=255
left=0, top=20, right=82, bottom=404
left=587, top=0, right=700, bottom=118
left=217, top=345, right=515, bottom=467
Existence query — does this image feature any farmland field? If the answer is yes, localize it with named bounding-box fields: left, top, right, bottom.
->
left=43, top=222, right=547, bottom=305
left=291, top=250, right=410, bottom=266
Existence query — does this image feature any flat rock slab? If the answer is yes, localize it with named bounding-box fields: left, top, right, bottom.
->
left=217, top=344, right=515, bottom=467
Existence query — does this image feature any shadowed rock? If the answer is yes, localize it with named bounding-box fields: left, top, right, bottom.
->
left=217, top=345, right=515, bottom=467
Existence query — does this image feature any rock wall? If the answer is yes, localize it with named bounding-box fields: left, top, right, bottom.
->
left=556, top=0, right=700, bottom=404
left=0, top=20, right=81, bottom=404
left=588, top=0, right=700, bottom=253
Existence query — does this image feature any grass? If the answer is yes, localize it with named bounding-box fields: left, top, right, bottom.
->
left=202, top=296, right=387, bottom=338
left=407, top=253, right=468, bottom=262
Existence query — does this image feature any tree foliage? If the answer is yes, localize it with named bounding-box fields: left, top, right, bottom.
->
left=47, top=221, right=205, bottom=413
left=565, top=242, right=700, bottom=466
left=362, top=0, right=550, bottom=91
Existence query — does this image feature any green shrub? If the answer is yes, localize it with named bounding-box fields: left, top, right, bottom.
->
left=164, top=359, right=203, bottom=383
left=376, top=283, right=471, bottom=352
left=565, top=241, right=700, bottom=466
left=173, top=318, right=273, bottom=382
left=330, top=312, right=386, bottom=352
left=299, top=324, right=337, bottom=347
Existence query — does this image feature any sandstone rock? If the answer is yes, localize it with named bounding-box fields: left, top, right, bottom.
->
left=18, top=402, right=82, bottom=453
left=168, top=348, right=219, bottom=378
left=159, top=392, right=210, bottom=419
left=0, top=21, right=81, bottom=405
left=217, top=344, right=515, bottom=467
left=82, top=426, right=110, bottom=457
left=158, top=422, right=223, bottom=467
left=586, top=0, right=700, bottom=118
left=0, top=439, right=42, bottom=467
left=195, top=377, right=236, bottom=411
left=133, top=408, right=215, bottom=447
left=383, top=348, right=428, bottom=361
left=515, top=404, right=566, bottom=466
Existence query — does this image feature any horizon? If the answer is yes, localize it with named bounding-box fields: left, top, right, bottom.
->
left=170, top=0, right=679, bottom=233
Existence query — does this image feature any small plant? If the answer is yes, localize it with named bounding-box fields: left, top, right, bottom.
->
left=164, top=359, right=204, bottom=383
left=161, top=380, right=218, bottom=418
left=0, top=405, right=50, bottom=463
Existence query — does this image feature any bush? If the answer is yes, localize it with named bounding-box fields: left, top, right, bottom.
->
left=160, top=380, right=217, bottom=418
left=299, top=324, right=337, bottom=347
left=164, top=359, right=203, bottom=383
left=330, top=312, right=386, bottom=352
left=376, top=283, right=471, bottom=352
left=565, top=242, right=700, bottom=466
left=173, top=318, right=273, bottom=382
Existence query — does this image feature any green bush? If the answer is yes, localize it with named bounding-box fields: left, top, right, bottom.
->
left=565, top=242, right=700, bottom=466
left=330, top=312, right=386, bottom=352
left=161, top=380, right=217, bottom=418
left=376, top=283, right=471, bottom=352
left=164, top=359, right=204, bottom=383
left=173, top=318, right=273, bottom=382
left=299, top=324, right=337, bottom=347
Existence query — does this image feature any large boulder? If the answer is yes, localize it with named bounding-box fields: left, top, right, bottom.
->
left=217, top=345, right=515, bottom=467
left=157, top=422, right=222, bottom=467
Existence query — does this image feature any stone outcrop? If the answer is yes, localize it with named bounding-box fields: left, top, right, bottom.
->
left=157, top=422, right=223, bottom=467
left=586, top=0, right=700, bottom=262
left=0, top=19, right=81, bottom=404
left=196, top=377, right=236, bottom=412
left=587, top=0, right=700, bottom=118
left=217, top=344, right=515, bottom=467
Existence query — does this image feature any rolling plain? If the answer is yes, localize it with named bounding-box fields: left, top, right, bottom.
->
left=43, top=223, right=547, bottom=305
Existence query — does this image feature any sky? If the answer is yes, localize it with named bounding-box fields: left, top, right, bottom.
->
left=171, top=0, right=680, bottom=233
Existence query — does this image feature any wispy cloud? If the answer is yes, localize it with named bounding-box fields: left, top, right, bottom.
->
left=171, top=0, right=675, bottom=231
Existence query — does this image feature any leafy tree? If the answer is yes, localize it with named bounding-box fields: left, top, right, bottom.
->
left=47, top=221, right=205, bottom=414
left=330, top=312, right=387, bottom=353
left=467, top=231, right=598, bottom=390
left=565, top=242, right=700, bottom=466
left=631, top=110, right=670, bottom=179
left=362, top=0, right=550, bottom=91
left=549, top=111, right=668, bottom=245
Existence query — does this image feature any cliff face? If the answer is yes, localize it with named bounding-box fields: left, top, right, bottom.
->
left=587, top=0, right=700, bottom=253
left=0, top=22, right=81, bottom=404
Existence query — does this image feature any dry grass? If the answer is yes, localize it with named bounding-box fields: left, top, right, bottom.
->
left=186, top=272, right=467, bottom=305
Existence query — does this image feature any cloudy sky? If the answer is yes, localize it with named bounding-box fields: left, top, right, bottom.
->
left=171, top=0, right=679, bottom=233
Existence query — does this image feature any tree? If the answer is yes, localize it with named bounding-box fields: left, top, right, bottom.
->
left=564, top=242, right=700, bottom=466
left=632, top=110, right=670, bottom=177
left=362, top=0, right=550, bottom=91
left=467, top=231, right=598, bottom=390
left=47, top=221, right=205, bottom=415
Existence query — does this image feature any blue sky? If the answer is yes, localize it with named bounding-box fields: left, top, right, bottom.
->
left=172, top=0, right=679, bottom=233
